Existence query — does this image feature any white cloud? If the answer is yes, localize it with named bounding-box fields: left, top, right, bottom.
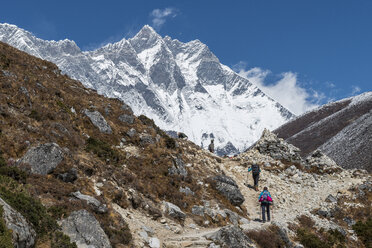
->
left=235, top=63, right=321, bottom=115
left=351, top=85, right=361, bottom=95
left=150, top=8, right=177, bottom=30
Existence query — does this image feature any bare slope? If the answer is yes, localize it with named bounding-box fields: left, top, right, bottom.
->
left=274, top=93, right=372, bottom=171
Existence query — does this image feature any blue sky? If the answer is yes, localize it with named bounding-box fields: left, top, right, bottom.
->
left=1, top=0, right=371, bottom=114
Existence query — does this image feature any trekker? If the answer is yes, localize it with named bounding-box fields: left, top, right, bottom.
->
left=208, top=139, right=214, bottom=153
left=248, top=163, right=260, bottom=191
left=259, top=186, right=273, bottom=223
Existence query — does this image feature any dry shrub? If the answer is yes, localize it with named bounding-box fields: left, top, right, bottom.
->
left=297, top=215, right=315, bottom=229
left=246, top=225, right=285, bottom=248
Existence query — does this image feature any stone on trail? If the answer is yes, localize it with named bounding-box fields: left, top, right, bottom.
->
left=211, top=175, right=245, bottom=206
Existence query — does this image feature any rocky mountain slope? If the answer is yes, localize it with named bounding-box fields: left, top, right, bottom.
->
left=273, top=92, right=372, bottom=172
left=0, top=23, right=294, bottom=155
left=1, top=41, right=371, bottom=248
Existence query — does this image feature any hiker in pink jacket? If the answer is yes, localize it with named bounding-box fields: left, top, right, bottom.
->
left=258, top=186, right=273, bottom=223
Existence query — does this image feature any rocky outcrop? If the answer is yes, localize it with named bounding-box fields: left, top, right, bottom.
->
left=206, top=225, right=254, bottom=248
left=60, top=209, right=111, bottom=248
left=162, top=201, right=186, bottom=221
left=306, top=150, right=341, bottom=173
left=253, top=129, right=304, bottom=164
left=72, top=191, right=108, bottom=213
left=84, top=109, right=112, bottom=134
left=211, top=175, right=245, bottom=206
left=118, top=114, right=134, bottom=124
left=168, top=156, right=188, bottom=178
left=18, top=143, right=64, bottom=175
left=0, top=197, right=36, bottom=248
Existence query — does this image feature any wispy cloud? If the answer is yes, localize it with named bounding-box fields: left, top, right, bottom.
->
left=351, top=85, right=361, bottom=95
left=150, top=7, right=178, bottom=30
left=234, top=62, right=323, bottom=115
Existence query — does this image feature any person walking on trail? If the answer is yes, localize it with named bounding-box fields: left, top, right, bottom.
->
left=248, top=163, right=261, bottom=191
left=259, top=186, right=273, bottom=223
left=208, top=139, right=214, bottom=153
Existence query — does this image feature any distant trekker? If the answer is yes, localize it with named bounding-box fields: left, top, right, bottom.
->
left=248, top=163, right=260, bottom=191
left=259, top=186, right=273, bottom=223
left=208, top=139, right=215, bottom=153
left=177, top=132, right=188, bottom=140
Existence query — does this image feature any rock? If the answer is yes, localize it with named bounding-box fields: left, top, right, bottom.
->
left=206, top=225, right=254, bottom=248
left=141, top=225, right=155, bottom=236
left=160, top=219, right=167, bottom=224
left=121, top=103, right=133, bottom=114
left=325, top=194, right=337, bottom=203
left=148, top=237, right=160, bottom=248
left=139, top=230, right=148, bottom=241
left=211, top=175, right=245, bottom=206
left=144, top=203, right=162, bottom=220
left=272, top=221, right=294, bottom=248
left=19, top=143, right=64, bottom=175
left=189, top=224, right=197, bottom=229
left=162, top=201, right=186, bottom=221
left=224, top=209, right=239, bottom=226
left=84, top=109, right=112, bottom=134
left=306, top=150, right=341, bottom=173
left=168, top=156, right=188, bottom=178
left=239, top=218, right=250, bottom=225
left=57, top=168, right=78, bottom=183
left=317, top=208, right=331, bottom=218
left=343, top=217, right=356, bottom=226
left=118, top=114, right=134, bottom=124
left=140, top=133, right=156, bottom=145
left=253, top=129, right=304, bottom=164
left=0, top=197, right=36, bottom=248
left=60, top=209, right=111, bottom=248
left=71, top=191, right=108, bottom=213
left=191, top=205, right=205, bottom=216
left=127, top=128, right=137, bottom=137
left=179, top=186, right=194, bottom=196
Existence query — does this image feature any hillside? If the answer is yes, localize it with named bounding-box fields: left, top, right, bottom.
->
left=0, top=23, right=294, bottom=155
left=274, top=93, right=372, bottom=172
left=0, top=41, right=371, bottom=248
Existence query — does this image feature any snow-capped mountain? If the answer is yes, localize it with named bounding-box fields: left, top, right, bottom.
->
left=0, top=23, right=294, bottom=154
left=274, top=92, right=372, bottom=171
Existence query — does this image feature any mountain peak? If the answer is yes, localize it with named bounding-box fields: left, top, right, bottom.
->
left=129, top=25, right=163, bottom=53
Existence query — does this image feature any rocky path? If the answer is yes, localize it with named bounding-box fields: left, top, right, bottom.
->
left=220, top=156, right=365, bottom=230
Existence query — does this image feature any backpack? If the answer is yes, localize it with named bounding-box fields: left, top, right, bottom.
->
left=252, top=164, right=260, bottom=175
left=259, top=191, right=273, bottom=203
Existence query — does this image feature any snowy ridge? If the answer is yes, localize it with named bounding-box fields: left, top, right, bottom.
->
left=0, top=23, right=294, bottom=154
left=274, top=91, right=372, bottom=171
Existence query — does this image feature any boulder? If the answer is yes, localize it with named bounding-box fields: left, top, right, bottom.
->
left=211, top=175, right=245, bottom=206
left=60, top=209, right=111, bottom=248
left=118, top=114, right=134, bottom=124
left=19, top=143, right=64, bottom=175
left=162, top=201, right=186, bottom=221
left=0, top=197, right=36, bottom=248
left=84, top=109, right=112, bottom=134
left=72, top=191, right=108, bottom=214
left=139, top=133, right=156, bottom=145
left=205, top=225, right=254, bottom=248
